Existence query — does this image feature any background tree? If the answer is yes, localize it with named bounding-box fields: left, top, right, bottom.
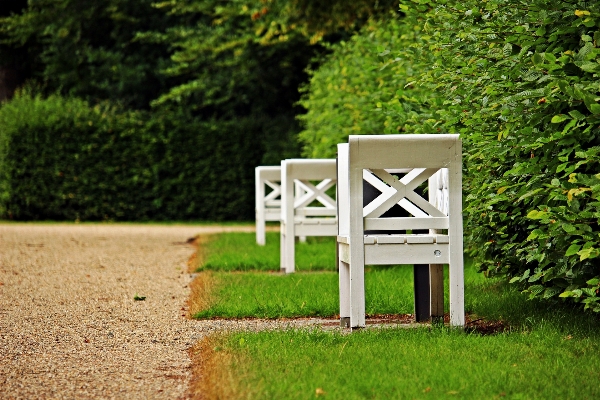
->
left=0, top=0, right=27, bottom=102
left=0, top=0, right=396, bottom=221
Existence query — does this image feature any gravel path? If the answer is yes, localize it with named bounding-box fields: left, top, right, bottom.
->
left=0, top=223, right=262, bottom=399
left=1, top=223, right=406, bottom=399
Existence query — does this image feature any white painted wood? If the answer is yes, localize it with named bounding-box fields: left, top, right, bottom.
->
left=374, top=235, right=406, bottom=244
left=348, top=141, right=366, bottom=327
left=280, top=158, right=338, bottom=273
left=337, top=144, right=350, bottom=238
left=429, top=170, right=446, bottom=321
left=364, top=243, right=450, bottom=265
left=364, top=217, right=449, bottom=231
left=337, top=134, right=464, bottom=328
left=294, top=224, right=337, bottom=237
left=255, top=166, right=282, bottom=246
left=448, top=140, right=465, bottom=327
left=339, top=259, right=351, bottom=325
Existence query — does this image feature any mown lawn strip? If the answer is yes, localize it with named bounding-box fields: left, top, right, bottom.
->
left=197, top=270, right=600, bottom=399
left=197, top=232, right=336, bottom=272
left=193, top=267, right=416, bottom=319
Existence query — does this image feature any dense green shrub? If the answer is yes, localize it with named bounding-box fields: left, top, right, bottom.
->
left=300, top=0, right=600, bottom=312
left=0, top=91, right=155, bottom=220
left=388, top=0, right=600, bottom=312
left=0, top=91, right=263, bottom=221
left=145, top=111, right=264, bottom=221
left=298, top=14, right=438, bottom=158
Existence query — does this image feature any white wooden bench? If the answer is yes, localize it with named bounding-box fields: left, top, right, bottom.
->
left=337, top=134, right=464, bottom=328
left=280, top=159, right=338, bottom=273
left=255, top=166, right=308, bottom=246
left=255, top=166, right=282, bottom=246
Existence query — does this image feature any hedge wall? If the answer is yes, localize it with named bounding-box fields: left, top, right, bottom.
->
left=398, top=0, right=600, bottom=312
left=298, top=14, right=437, bottom=158
left=0, top=92, right=263, bottom=221
left=299, top=0, right=600, bottom=313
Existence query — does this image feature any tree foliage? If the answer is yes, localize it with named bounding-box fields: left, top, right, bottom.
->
left=298, top=13, right=439, bottom=158
left=0, top=0, right=395, bottom=221
left=0, top=0, right=174, bottom=109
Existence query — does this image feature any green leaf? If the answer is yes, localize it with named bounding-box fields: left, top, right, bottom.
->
left=568, top=110, right=586, bottom=120
left=578, top=247, right=597, bottom=261
left=586, top=278, right=600, bottom=286
left=551, top=114, right=570, bottom=123
left=557, top=80, right=573, bottom=96
left=562, top=223, right=576, bottom=233
left=586, top=103, right=600, bottom=115
left=527, top=210, right=548, bottom=219
left=518, top=188, right=543, bottom=202
left=532, top=53, right=544, bottom=65
left=565, top=244, right=582, bottom=256
left=544, top=52, right=556, bottom=62
left=529, top=284, right=544, bottom=296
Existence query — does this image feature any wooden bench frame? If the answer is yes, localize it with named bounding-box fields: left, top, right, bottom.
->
left=280, top=159, right=337, bottom=273
left=337, top=134, right=464, bottom=328
left=255, top=166, right=311, bottom=246
left=255, top=166, right=282, bottom=246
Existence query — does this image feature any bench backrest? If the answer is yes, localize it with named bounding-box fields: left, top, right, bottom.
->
left=281, top=159, right=337, bottom=226
left=338, top=134, right=461, bottom=238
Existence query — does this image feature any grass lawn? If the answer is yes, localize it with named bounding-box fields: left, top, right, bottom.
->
left=193, top=266, right=417, bottom=319
left=190, top=232, right=600, bottom=398
left=197, top=231, right=336, bottom=272
left=218, top=320, right=600, bottom=399
left=190, top=234, right=600, bottom=399
left=198, top=271, right=600, bottom=399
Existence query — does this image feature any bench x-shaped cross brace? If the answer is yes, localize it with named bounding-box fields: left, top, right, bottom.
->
left=363, top=168, right=446, bottom=219
left=293, top=179, right=336, bottom=210
left=263, top=180, right=281, bottom=206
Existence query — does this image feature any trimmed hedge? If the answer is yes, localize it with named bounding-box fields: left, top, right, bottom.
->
left=399, top=0, right=600, bottom=312
left=299, top=0, right=600, bottom=312
left=0, top=92, right=263, bottom=221
left=298, top=14, right=436, bottom=158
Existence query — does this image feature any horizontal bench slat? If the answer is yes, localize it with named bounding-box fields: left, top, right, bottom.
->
left=364, top=217, right=449, bottom=231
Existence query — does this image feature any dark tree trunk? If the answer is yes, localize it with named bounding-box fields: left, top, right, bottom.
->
left=0, top=66, right=19, bottom=102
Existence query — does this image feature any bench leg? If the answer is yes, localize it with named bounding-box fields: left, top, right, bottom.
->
left=449, top=260, right=465, bottom=327
left=281, top=224, right=295, bottom=273
left=430, top=263, right=444, bottom=324
left=414, top=265, right=430, bottom=322
left=256, top=215, right=266, bottom=246
left=280, top=223, right=286, bottom=272
left=339, top=256, right=350, bottom=328
left=349, top=255, right=366, bottom=329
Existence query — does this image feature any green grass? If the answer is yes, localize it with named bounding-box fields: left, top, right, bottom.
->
left=223, top=322, right=600, bottom=399
left=193, top=231, right=600, bottom=398
left=198, top=231, right=336, bottom=272
left=194, top=266, right=417, bottom=319
left=210, top=270, right=600, bottom=399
